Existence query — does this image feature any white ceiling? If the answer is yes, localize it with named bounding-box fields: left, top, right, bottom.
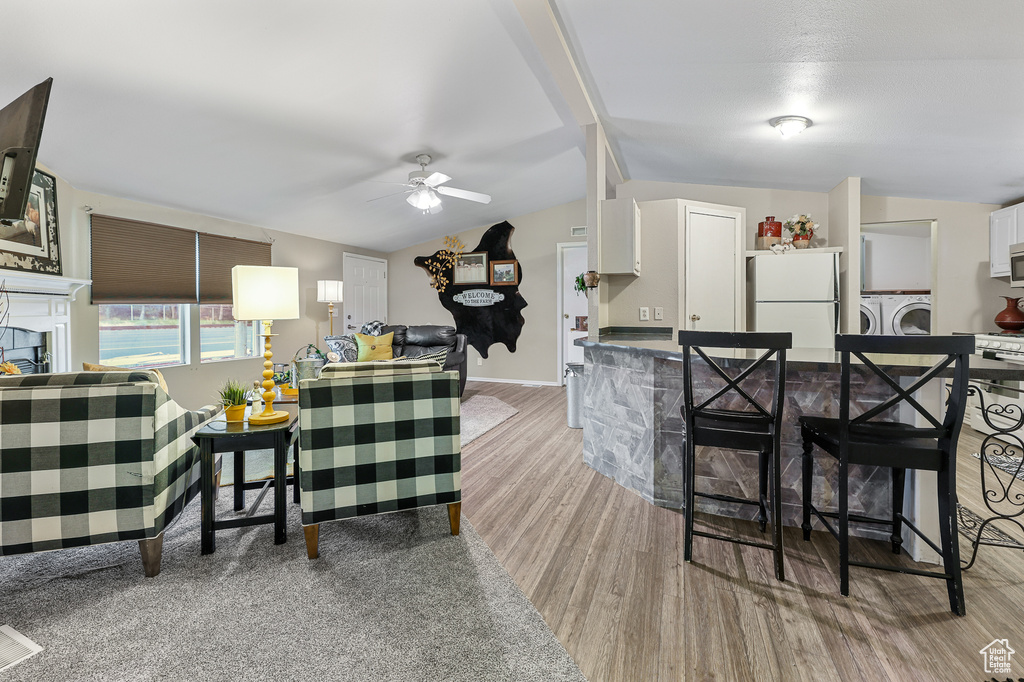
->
left=4, top=1, right=1024, bottom=252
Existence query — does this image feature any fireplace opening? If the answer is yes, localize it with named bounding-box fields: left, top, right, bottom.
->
left=1, top=327, right=49, bottom=374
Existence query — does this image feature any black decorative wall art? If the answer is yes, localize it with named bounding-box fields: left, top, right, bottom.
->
left=415, top=221, right=527, bottom=358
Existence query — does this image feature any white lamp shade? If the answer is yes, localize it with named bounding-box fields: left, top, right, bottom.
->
left=231, top=266, right=300, bottom=321
left=317, top=280, right=343, bottom=303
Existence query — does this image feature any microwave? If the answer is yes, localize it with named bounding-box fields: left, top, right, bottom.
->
left=1013, top=243, right=1024, bottom=286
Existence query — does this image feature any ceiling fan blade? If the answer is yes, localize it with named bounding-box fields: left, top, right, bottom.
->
left=366, top=189, right=413, bottom=202
left=435, top=186, right=492, bottom=204
left=424, top=172, right=451, bottom=187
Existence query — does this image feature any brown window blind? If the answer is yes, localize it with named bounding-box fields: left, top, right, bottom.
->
left=90, top=215, right=198, bottom=304
left=198, top=233, right=272, bottom=303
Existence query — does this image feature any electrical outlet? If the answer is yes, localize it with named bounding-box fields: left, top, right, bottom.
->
left=477, top=357, right=483, bottom=366
left=654, top=306, right=664, bottom=320
left=639, top=306, right=650, bottom=321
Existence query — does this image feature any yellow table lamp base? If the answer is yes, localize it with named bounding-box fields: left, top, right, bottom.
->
left=248, top=320, right=290, bottom=426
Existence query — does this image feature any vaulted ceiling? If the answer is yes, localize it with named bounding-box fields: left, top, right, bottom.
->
left=4, top=1, right=1023, bottom=252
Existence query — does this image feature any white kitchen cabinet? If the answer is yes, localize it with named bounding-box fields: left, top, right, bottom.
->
left=990, top=204, right=1021, bottom=277
left=599, top=198, right=641, bottom=275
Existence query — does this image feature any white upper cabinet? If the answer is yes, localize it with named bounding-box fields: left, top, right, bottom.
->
left=599, top=198, right=641, bottom=275
left=991, top=204, right=1020, bottom=277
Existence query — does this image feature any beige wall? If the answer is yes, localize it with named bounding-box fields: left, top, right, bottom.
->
left=861, top=194, right=1002, bottom=334
left=49, top=167, right=382, bottom=410
left=618, top=180, right=831, bottom=249
left=387, top=200, right=586, bottom=384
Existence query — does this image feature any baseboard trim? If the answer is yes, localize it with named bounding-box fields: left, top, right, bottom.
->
left=467, top=377, right=560, bottom=387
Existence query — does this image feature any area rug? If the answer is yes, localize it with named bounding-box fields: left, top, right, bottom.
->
left=220, top=395, right=519, bottom=485
left=971, top=450, right=1024, bottom=483
left=957, top=502, right=1022, bottom=547
left=0, top=493, right=586, bottom=681
left=460, top=394, right=519, bottom=446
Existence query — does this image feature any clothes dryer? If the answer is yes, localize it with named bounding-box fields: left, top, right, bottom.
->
left=881, top=294, right=931, bottom=335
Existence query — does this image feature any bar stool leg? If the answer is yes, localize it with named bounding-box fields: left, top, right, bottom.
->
left=839, top=456, right=850, bottom=597
left=757, top=447, right=769, bottom=533
left=891, top=467, right=906, bottom=554
left=937, top=467, right=966, bottom=616
left=683, top=436, right=696, bottom=563
left=801, top=436, right=814, bottom=542
left=771, top=435, right=785, bottom=581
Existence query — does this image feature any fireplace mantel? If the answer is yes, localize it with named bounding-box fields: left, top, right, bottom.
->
left=1, top=271, right=90, bottom=299
left=2, top=271, right=91, bottom=373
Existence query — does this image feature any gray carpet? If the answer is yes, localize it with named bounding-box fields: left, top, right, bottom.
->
left=0, top=492, right=585, bottom=681
left=220, top=395, right=519, bottom=486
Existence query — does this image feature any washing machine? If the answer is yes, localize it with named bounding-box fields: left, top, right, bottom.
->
left=881, top=294, right=931, bottom=335
left=860, top=295, right=883, bottom=335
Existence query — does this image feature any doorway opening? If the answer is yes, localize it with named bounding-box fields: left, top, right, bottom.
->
left=556, top=242, right=588, bottom=386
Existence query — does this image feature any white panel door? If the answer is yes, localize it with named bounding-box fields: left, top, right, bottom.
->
left=685, top=211, right=737, bottom=331
left=342, top=253, right=387, bottom=334
left=754, top=252, right=837, bottom=302
left=560, top=243, right=588, bottom=369
left=755, top=302, right=836, bottom=348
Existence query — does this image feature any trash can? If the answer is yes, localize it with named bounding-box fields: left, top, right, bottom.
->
left=565, top=362, right=584, bottom=429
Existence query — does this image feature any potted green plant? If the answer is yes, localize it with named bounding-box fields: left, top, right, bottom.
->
left=574, top=273, right=587, bottom=296
left=218, top=379, right=249, bottom=422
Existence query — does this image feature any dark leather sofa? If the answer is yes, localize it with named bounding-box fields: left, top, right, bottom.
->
left=381, top=324, right=468, bottom=396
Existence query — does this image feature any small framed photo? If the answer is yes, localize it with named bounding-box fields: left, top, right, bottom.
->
left=490, top=260, right=519, bottom=286
left=575, top=316, right=588, bottom=331
left=452, top=252, right=488, bottom=284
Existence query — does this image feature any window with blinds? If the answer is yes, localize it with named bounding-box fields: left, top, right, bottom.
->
left=91, top=215, right=272, bottom=366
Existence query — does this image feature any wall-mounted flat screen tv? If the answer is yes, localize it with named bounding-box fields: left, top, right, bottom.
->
left=0, top=78, right=52, bottom=224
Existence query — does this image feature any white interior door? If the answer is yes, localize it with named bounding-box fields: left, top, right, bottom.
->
left=558, top=243, right=588, bottom=381
left=685, top=211, right=737, bottom=331
left=342, top=253, right=387, bottom=335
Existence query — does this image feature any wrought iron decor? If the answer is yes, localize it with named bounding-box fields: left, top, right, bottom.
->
left=414, top=221, right=527, bottom=358
left=960, top=383, right=1024, bottom=569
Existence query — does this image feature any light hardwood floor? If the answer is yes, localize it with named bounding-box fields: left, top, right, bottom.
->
left=460, top=381, right=1024, bottom=682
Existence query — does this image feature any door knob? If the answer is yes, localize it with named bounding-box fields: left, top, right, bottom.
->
left=690, top=314, right=701, bottom=322
left=347, top=325, right=356, bottom=330
left=564, top=313, right=569, bottom=319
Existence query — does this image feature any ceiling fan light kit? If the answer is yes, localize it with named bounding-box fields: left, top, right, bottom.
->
left=769, top=115, right=812, bottom=139
left=372, top=153, right=492, bottom=213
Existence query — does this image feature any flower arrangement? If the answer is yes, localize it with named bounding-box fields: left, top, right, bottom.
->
left=783, top=214, right=818, bottom=238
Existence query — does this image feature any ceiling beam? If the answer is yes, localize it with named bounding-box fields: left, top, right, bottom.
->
left=512, top=0, right=625, bottom=185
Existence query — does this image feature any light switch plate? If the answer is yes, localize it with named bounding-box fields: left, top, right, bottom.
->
left=654, top=306, right=664, bottom=320
left=639, top=307, right=650, bottom=321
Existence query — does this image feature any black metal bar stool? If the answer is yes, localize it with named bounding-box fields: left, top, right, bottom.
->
left=679, top=330, right=792, bottom=581
left=799, top=334, right=973, bottom=616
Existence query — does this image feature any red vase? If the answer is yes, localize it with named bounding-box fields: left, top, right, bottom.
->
left=757, top=216, right=782, bottom=249
left=995, top=296, right=1024, bottom=331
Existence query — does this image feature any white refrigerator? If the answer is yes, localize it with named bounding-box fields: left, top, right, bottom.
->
left=751, top=251, right=840, bottom=349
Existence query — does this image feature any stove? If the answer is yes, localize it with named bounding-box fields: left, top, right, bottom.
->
left=975, top=332, right=1024, bottom=363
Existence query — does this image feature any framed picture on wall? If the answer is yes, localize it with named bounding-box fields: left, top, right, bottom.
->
left=452, top=252, right=488, bottom=284
left=490, top=260, right=518, bottom=286
left=0, top=169, right=61, bottom=275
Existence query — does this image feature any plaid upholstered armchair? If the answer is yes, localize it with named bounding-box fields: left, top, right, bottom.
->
left=297, top=359, right=461, bottom=558
left=0, top=371, right=221, bottom=576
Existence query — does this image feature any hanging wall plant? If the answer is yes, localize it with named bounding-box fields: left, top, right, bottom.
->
left=574, top=273, right=587, bottom=296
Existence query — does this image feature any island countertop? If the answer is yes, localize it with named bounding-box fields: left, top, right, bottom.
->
left=576, top=331, right=1016, bottom=551
left=575, top=333, right=1024, bottom=380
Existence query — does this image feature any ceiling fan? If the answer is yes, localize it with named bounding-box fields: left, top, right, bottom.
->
left=370, top=154, right=492, bottom=214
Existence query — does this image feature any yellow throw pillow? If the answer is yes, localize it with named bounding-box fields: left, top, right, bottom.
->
left=354, top=332, right=394, bottom=362
left=83, top=362, right=169, bottom=393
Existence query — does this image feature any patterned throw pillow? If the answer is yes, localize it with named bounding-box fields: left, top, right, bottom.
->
left=83, top=362, right=169, bottom=393
left=411, top=348, right=448, bottom=368
left=360, top=320, right=386, bottom=336
left=324, top=335, right=358, bottom=363
left=354, top=332, right=394, bottom=362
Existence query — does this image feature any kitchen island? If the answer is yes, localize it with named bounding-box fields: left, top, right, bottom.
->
left=577, top=333, right=1020, bottom=549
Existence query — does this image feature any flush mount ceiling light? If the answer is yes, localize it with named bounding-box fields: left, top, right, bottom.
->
left=769, top=115, right=812, bottom=139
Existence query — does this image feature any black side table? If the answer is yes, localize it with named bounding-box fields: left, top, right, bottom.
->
left=192, top=405, right=299, bottom=554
